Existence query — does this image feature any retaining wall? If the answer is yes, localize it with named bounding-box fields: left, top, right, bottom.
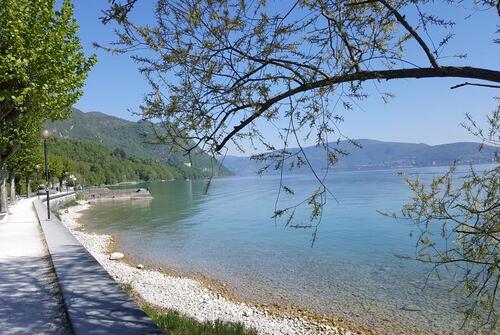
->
left=80, top=187, right=152, bottom=200
left=34, top=194, right=162, bottom=335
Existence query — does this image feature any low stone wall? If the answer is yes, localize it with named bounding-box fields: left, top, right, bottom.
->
left=34, top=194, right=161, bottom=335
left=50, top=192, right=76, bottom=210
left=80, top=187, right=152, bottom=200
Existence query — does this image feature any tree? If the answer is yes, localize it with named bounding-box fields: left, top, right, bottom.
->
left=0, top=0, right=95, bottom=168
left=45, top=153, right=74, bottom=188
left=6, top=132, right=43, bottom=197
left=113, top=147, right=128, bottom=159
left=17, top=147, right=43, bottom=196
left=101, top=0, right=499, bottom=153
left=101, top=0, right=500, bottom=218
left=9, top=170, right=15, bottom=204
left=0, top=165, right=7, bottom=213
left=57, top=156, right=75, bottom=189
left=392, top=107, right=499, bottom=333
left=101, top=0, right=500, bottom=332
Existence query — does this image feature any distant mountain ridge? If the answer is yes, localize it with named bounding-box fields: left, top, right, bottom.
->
left=46, top=108, right=228, bottom=176
left=223, top=139, right=497, bottom=175
left=47, top=110, right=497, bottom=177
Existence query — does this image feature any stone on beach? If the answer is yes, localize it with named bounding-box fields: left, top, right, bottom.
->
left=402, top=303, right=421, bottom=312
left=109, top=252, right=125, bottom=260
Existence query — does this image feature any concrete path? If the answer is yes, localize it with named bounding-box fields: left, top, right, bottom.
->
left=0, top=198, right=70, bottom=335
left=34, top=198, right=162, bottom=335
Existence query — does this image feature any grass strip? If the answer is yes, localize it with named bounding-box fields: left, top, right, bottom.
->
left=143, top=303, right=258, bottom=335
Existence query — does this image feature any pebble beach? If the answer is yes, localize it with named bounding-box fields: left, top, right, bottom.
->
left=59, top=201, right=357, bottom=335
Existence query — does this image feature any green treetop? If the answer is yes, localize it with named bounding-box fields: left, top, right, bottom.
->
left=7, top=130, right=43, bottom=177
left=0, top=0, right=95, bottom=166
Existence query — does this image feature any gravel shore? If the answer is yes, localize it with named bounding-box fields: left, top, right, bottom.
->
left=59, top=201, right=356, bottom=335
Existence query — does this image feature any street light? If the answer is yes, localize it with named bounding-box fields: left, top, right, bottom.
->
left=40, top=129, right=50, bottom=220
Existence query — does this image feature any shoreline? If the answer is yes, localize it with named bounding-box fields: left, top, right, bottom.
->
left=59, top=200, right=360, bottom=335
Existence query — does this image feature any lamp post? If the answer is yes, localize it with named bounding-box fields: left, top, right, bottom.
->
left=41, top=129, right=50, bottom=220
left=34, top=164, right=40, bottom=199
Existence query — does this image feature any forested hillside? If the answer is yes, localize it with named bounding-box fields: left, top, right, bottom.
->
left=43, top=108, right=230, bottom=185
left=46, top=108, right=221, bottom=170
left=48, top=138, right=209, bottom=186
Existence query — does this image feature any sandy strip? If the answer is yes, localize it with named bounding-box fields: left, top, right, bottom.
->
left=59, top=201, right=356, bottom=335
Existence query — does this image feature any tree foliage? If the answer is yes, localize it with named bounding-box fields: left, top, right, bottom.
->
left=390, top=107, right=499, bottom=333
left=101, top=1, right=500, bottom=332
left=101, top=0, right=500, bottom=222
left=101, top=0, right=499, bottom=154
left=48, top=138, right=211, bottom=186
left=0, top=0, right=95, bottom=166
left=6, top=130, right=43, bottom=178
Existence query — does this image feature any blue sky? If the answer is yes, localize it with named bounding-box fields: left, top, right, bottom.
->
left=71, top=1, right=499, bottom=154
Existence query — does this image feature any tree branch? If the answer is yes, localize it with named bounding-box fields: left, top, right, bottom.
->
left=0, top=107, right=21, bottom=124
left=450, top=82, right=500, bottom=90
left=378, top=0, right=439, bottom=68
left=214, top=65, right=500, bottom=151
left=349, top=0, right=439, bottom=68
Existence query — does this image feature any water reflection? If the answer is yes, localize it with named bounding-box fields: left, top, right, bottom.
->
left=83, top=180, right=210, bottom=243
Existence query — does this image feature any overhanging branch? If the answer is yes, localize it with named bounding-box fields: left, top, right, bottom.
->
left=377, top=0, right=439, bottom=68
left=214, top=66, right=500, bottom=151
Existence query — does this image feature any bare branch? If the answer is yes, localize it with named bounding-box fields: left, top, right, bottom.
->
left=450, top=82, right=500, bottom=89
left=376, top=0, right=440, bottom=68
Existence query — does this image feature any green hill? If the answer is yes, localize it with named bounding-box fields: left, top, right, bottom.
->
left=46, top=108, right=224, bottom=172
left=48, top=138, right=201, bottom=186
left=45, top=108, right=229, bottom=183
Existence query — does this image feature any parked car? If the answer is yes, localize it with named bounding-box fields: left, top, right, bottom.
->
left=36, top=185, right=46, bottom=195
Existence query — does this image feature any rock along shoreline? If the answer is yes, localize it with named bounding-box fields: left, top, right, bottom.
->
left=59, top=201, right=358, bottom=335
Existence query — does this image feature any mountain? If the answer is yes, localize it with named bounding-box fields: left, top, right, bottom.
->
left=47, top=110, right=497, bottom=178
left=46, top=108, right=228, bottom=176
left=223, top=139, right=498, bottom=175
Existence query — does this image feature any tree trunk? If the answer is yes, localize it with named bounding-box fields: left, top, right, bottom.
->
left=10, top=172, right=15, bottom=205
left=26, top=175, right=31, bottom=198
left=0, top=167, right=7, bottom=213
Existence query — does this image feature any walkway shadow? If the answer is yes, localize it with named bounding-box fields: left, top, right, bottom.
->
left=0, top=255, right=70, bottom=335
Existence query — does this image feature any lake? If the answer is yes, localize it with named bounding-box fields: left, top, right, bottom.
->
left=81, top=166, right=479, bottom=334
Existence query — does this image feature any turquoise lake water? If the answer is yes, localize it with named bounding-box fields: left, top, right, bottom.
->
left=82, top=166, right=482, bottom=334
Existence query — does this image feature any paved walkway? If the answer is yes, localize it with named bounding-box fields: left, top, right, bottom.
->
left=0, top=198, right=70, bottom=334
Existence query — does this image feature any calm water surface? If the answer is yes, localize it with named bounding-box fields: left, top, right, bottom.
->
left=82, top=166, right=480, bottom=334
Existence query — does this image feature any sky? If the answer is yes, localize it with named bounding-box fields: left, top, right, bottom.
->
left=71, top=1, right=499, bottom=154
